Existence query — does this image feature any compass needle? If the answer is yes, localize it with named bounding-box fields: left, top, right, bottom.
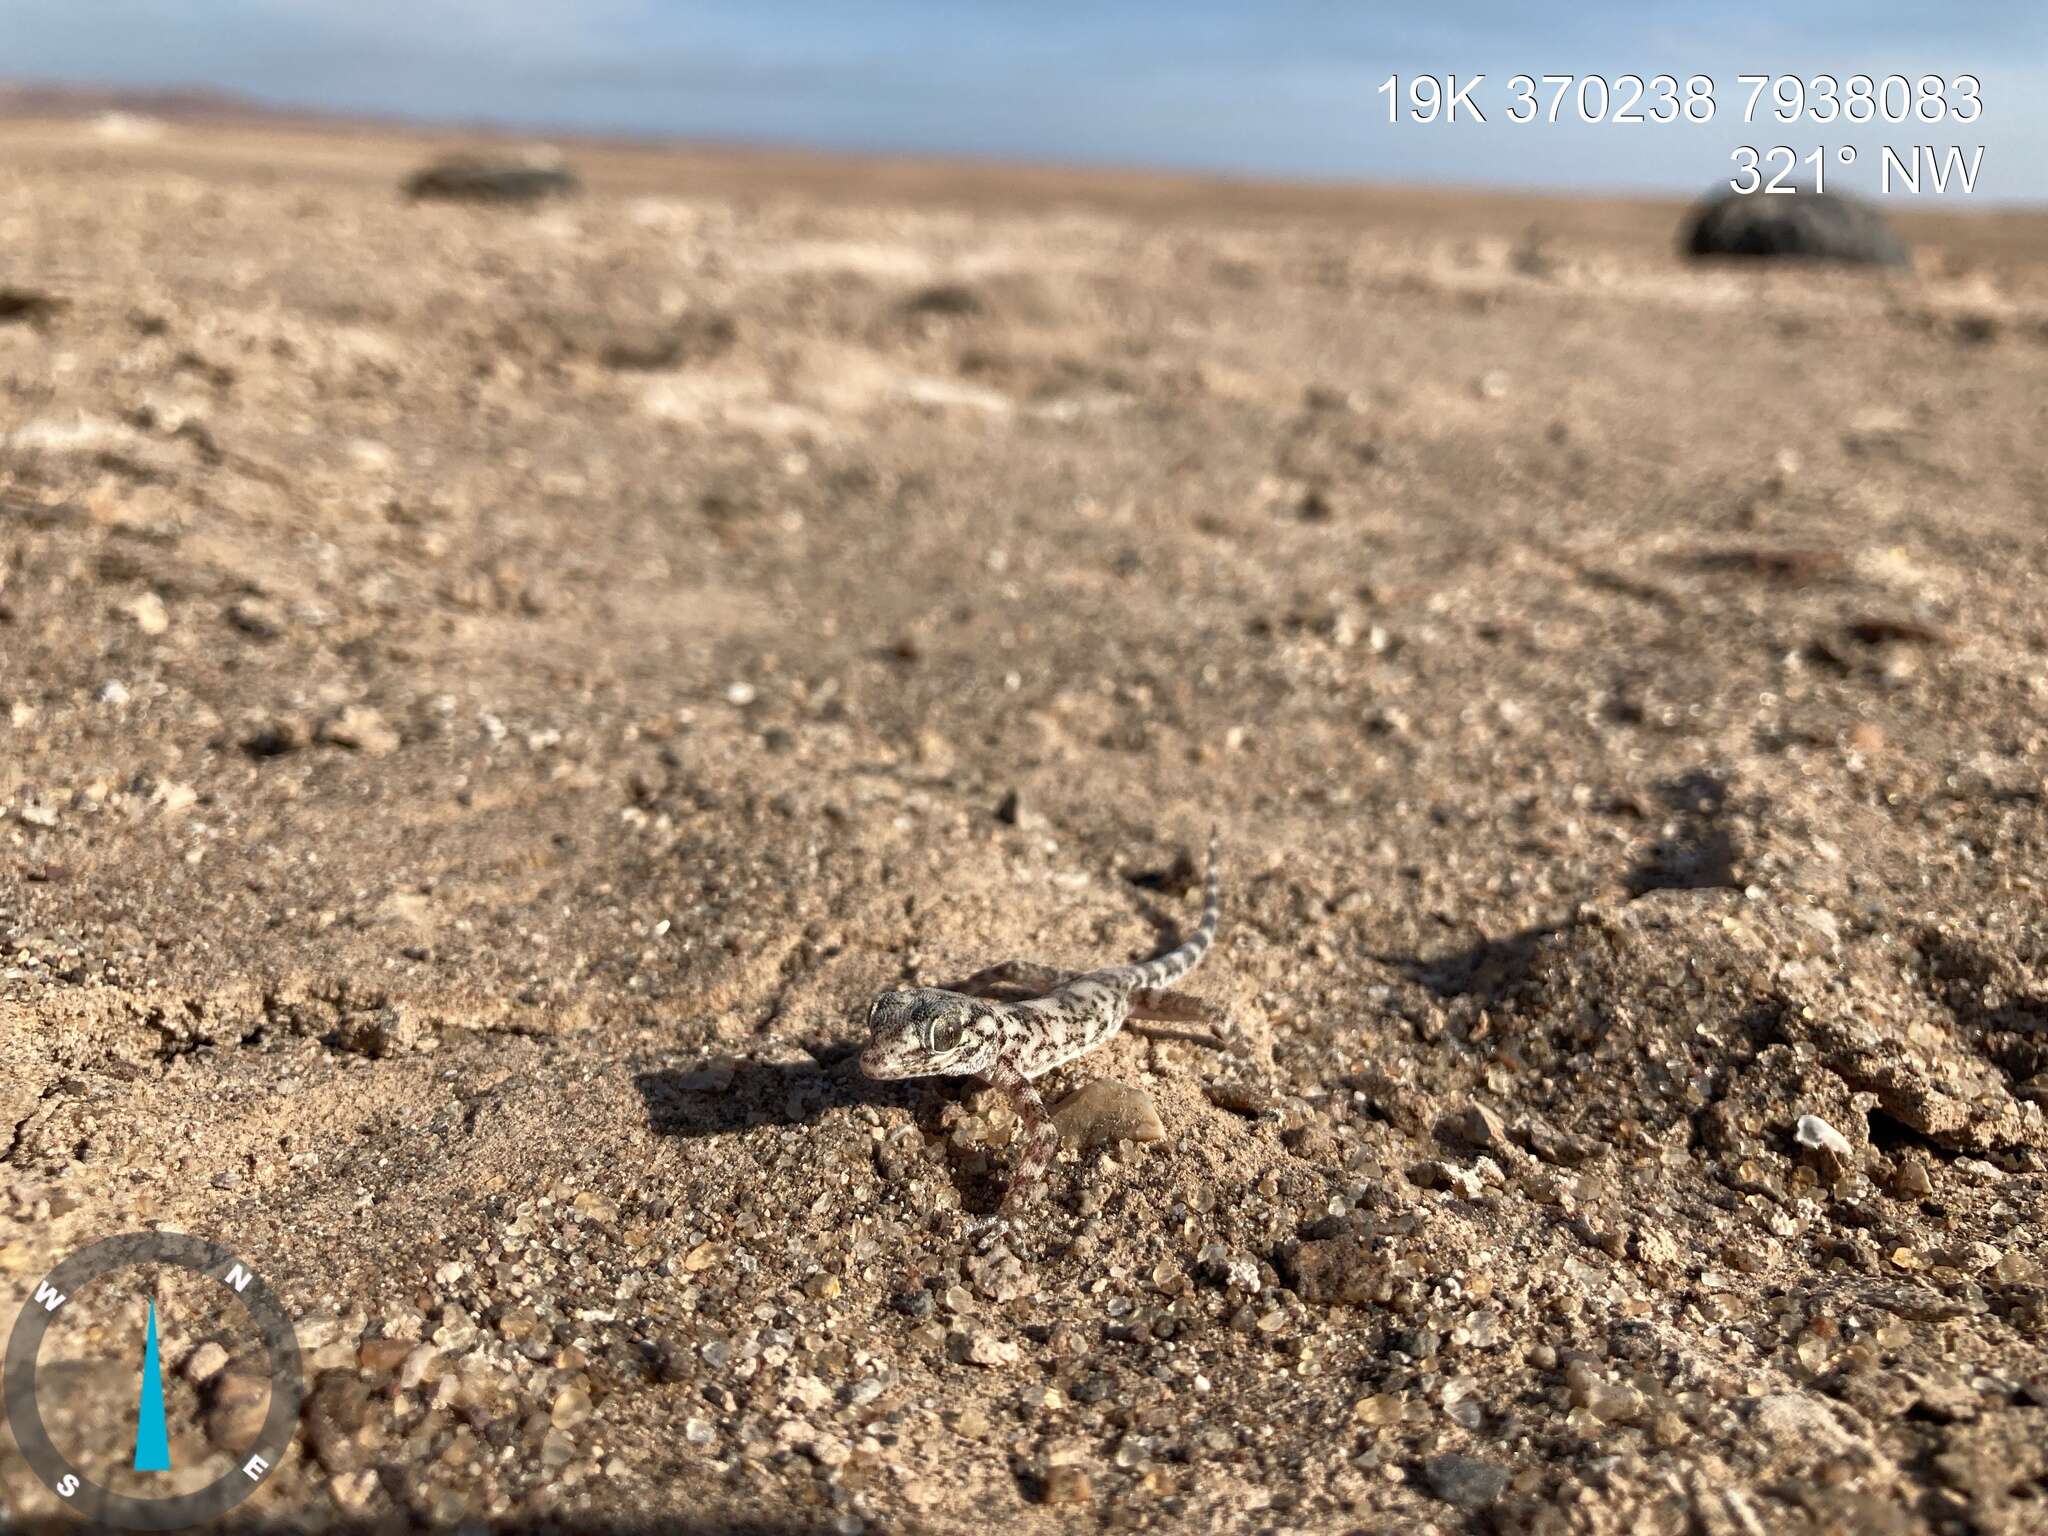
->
left=132, top=1299, right=172, bottom=1473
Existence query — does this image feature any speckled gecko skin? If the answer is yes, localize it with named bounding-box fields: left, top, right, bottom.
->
left=861, top=833, right=1226, bottom=1207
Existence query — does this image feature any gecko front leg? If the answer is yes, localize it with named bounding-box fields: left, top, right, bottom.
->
left=982, top=1056, right=1059, bottom=1209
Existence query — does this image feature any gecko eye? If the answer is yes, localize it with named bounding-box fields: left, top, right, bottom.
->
left=927, top=1015, right=967, bottom=1052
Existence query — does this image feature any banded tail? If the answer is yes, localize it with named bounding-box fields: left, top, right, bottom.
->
left=1103, top=829, right=1221, bottom=993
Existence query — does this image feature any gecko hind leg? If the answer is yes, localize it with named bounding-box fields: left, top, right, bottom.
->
left=1127, top=987, right=1227, bottom=1025
left=949, top=960, right=1075, bottom=998
left=1127, top=987, right=1239, bottom=1050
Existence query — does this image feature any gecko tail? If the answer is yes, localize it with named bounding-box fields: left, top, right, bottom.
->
left=1192, top=826, right=1221, bottom=953
left=1110, top=828, right=1222, bottom=993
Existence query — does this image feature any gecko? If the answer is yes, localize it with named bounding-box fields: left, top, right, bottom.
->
left=860, top=832, right=1229, bottom=1208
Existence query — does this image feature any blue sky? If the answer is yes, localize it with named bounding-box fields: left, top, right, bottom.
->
left=8, top=2, right=2044, bottom=201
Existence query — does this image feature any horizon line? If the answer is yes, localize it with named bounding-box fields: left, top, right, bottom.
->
left=4, top=73, right=2041, bottom=217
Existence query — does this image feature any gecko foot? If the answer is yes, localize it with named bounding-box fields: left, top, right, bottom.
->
left=965, top=1214, right=1013, bottom=1248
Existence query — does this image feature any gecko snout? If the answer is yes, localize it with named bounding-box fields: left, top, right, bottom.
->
left=859, top=990, right=926, bottom=1079
left=858, top=1040, right=911, bottom=1079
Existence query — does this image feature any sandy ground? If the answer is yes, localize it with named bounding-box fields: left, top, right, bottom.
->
left=3, top=116, right=2048, bottom=1535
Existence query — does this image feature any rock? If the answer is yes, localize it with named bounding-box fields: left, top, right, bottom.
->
left=430, top=1304, right=479, bottom=1351
left=952, top=1331, right=1021, bottom=1368
left=1281, top=1121, right=1342, bottom=1165
left=1795, top=1112, right=1855, bottom=1179
left=328, top=1469, right=379, bottom=1513
left=1748, top=1391, right=1867, bottom=1457
left=1682, top=187, right=1909, bottom=267
left=1563, top=1359, right=1642, bottom=1420
left=182, top=1341, right=229, bottom=1383
left=1629, top=1223, right=1685, bottom=1270
left=681, top=1240, right=726, bottom=1273
left=890, top=1289, right=934, bottom=1319
left=1205, top=1079, right=1277, bottom=1117
left=243, top=716, right=309, bottom=757
left=540, top=1427, right=576, bottom=1468
left=1438, top=1099, right=1510, bottom=1152
left=398, top=1344, right=440, bottom=1390
left=1423, top=1453, right=1510, bottom=1512
left=673, top=1060, right=736, bottom=1093
left=1795, top=1113, right=1851, bottom=1156
left=1039, top=1465, right=1094, bottom=1505
left=318, top=705, right=400, bottom=756
left=405, top=151, right=580, bottom=204
left=599, top=310, right=737, bottom=371
left=1790, top=1001, right=2039, bottom=1154
left=0, top=287, right=65, bottom=325
left=1889, top=1155, right=1934, bottom=1198
left=1052, top=1081, right=1164, bottom=1148
left=227, top=595, right=288, bottom=639
left=124, top=592, right=169, bottom=635
left=1512, top=1115, right=1596, bottom=1166
left=205, top=1370, right=270, bottom=1448
left=1285, top=1233, right=1392, bottom=1307
left=294, top=1316, right=348, bottom=1351
left=1570, top=1373, right=1646, bottom=1425
left=356, top=1337, right=412, bottom=1374
left=1994, top=1249, right=2041, bottom=1284
left=551, top=1385, right=593, bottom=1429
left=1903, top=1369, right=1982, bottom=1423
left=1407, top=1159, right=1489, bottom=1199
left=330, top=1006, right=422, bottom=1059
left=903, top=283, right=986, bottom=319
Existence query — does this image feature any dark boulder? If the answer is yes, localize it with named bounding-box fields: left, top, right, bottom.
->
left=1682, top=187, right=1909, bottom=268
left=404, top=152, right=580, bottom=205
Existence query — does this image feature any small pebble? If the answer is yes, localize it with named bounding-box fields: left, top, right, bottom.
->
left=182, top=1341, right=229, bottom=1383
left=1040, top=1465, right=1094, bottom=1505
left=1424, top=1454, right=1510, bottom=1512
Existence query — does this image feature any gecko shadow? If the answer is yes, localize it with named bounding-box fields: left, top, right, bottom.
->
left=631, top=1040, right=911, bottom=1139
left=1371, top=922, right=1565, bottom=1004
left=1626, top=768, right=1747, bottom=898
left=631, top=1041, right=1013, bottom=1214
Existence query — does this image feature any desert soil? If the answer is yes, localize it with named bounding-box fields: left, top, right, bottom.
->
left=3, top=116, right=2048, bottom=1535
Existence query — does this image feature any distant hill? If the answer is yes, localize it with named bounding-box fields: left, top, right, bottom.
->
left=0, top=78, right=645, bottom=149
left=0, top=80, right=308, bottom=123
left=0, top=79, right=581, bottom=149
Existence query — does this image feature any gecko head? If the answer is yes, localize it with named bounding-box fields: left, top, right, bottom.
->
left=860, top=989, right=999, bottom=1079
